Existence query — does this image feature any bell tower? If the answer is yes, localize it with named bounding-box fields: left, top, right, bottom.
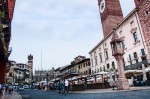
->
left=98, top=0, right=123, bottom=37
left=28, top=54, right=33, bottom=71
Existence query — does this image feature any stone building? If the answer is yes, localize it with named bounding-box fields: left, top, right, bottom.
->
left=74, top=56, right=91, bottom=76
left=59, top=55, right=91, bottom=80
left=0, top=0, right=16, bottom=86
left=14, top=63, right=31, bottom=84
left=34, top=67, right=55, bottom=83
left=89, top=0, right=150, bottom=75
left=34, top=70, right=48, bottom=82
left=134, top=0, right=150, bottom=57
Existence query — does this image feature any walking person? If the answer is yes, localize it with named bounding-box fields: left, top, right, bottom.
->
left=2, top=84, right=6, bottom=95
left=62, top=80, right=65, bottom=95
left=65, top=80, right=69, bottom=94
left=0, top=84, right=2, bottom=95
left=8, top=85, right=12, bottom=94
left=58, top=81, right=61, bottom=94
left=59, top=80, right=65, bottom=95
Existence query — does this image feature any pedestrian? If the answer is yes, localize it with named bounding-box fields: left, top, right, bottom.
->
left=58, top=81, right=61, bottom=94
left=59, top=80, right=65, bottom=95
left=0, top=84, right=2, bottom=95
left=6, top=84, right=8, bottom=93
left=2, top=85, right=6, bottom=95
left=8, top=85, right=12, bottom=94
left=65, top=80, right=69, bottom=94
left=61, top=80, right=65, bottom=95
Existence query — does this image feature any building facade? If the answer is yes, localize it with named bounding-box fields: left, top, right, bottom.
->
left=59, top=55, right=91, bottom=80
left=0, top=0, right=16, bottom=85
left=134, top=0, right=150, bottom=57
left=14, top=63, right=30, bottom=84
left=34, top=67, right=55, bottom=83
left=89, top=0, right=150, bottom=75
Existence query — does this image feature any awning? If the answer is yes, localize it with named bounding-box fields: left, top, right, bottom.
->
left=145, top=67, right=150, bottom=72
left=125, top=70, right=142, bottom=74
left=61, top=72, right=81, bottom=79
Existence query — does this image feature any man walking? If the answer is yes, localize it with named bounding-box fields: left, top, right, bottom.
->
left=65, top=80, right=69, bottom=94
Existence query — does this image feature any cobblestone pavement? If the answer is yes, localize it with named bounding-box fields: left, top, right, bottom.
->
left=17, top=88, right=150, bottom=99
left=0, top=91, right=22, bottom=99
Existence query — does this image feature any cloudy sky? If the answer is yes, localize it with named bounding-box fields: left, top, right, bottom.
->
left=10, top=0, right=135, bottom=71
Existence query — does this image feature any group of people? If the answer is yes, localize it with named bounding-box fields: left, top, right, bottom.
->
left=58, top=80, right=69, bottom=95
left=0, top=83, right=13, bottom=95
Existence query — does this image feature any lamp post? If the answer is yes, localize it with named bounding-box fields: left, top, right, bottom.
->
left=45, top=72, right=49, bottom=91
left=110, top=29, right=130, bottom=90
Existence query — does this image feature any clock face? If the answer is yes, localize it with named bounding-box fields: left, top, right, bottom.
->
left=100, top=0, right=106, bottom=13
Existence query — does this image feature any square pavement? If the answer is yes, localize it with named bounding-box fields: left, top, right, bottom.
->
left=0, top=91, right=22, bottom=99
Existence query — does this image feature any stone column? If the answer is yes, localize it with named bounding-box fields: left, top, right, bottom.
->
left=101, top=74, right=104, bottom=83
left=94, top=75, right=97, bottom=82
left=115, top=55, right=130, bottom=90
left=0, top=60, right=6, bottom=94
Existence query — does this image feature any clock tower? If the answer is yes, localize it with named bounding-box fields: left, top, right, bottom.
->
left=28, top=54, right=33, bottom=71
left=98, top=0, right=123, bottom=37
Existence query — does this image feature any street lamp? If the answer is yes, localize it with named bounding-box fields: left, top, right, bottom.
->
left=45, top=72, right=49, bottom=91
left=110, top=29, right=130, bottom=90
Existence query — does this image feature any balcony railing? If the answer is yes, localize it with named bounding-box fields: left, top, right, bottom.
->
left=124, top=60, right=148, bottom=70
left=139, top=53, right=147, bottom=58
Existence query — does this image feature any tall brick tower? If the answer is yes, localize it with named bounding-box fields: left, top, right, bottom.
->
left=134, top=0, right=150, bottom=56
left=98, top=0, right=123, bottom=37
left=28, top=54, right=33, bottom=83
left=28, top=54, right=33, bottom=73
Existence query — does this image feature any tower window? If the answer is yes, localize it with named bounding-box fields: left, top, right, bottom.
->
left=97, top=68, right=99, bottom=73
left=133, top=52, right=138, bottom=63
left=122, top=40, right=125, bottom=49
left=101, top=3, right=104, bottom=9
left=103, top=65, right=106, bottom=71
left=133, top=32, right=138, bottom=43
left=130, top=20, right=134, bottom=26
left=95, top=56, right=98, bottom=65
left=107, top=63, right=110, bottom=70
left=145, top=11, right=149, bottom=16
left=100, top=67, right=102, bottom=72
left=112, top=61, right=115, bottom=69
left=149, top=26, right=150, bottom=31
left=91, top=59, right=93, bottom=67
left=119, top=30, right=122, bottom=35
left=141, top=49, right=145, bottom=55
left=99, top=54, right=103, bottom=63
left=105, top=50, right=109, bottom=60
left=133, top=52, right=138, bottom=59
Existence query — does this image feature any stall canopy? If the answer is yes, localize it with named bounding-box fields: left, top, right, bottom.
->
left=61, top=72, right=81, bottom=79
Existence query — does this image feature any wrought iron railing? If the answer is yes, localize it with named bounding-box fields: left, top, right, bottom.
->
left=124, top=60, right=148, bottom=70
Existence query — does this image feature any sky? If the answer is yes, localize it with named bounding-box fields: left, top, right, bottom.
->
left=9, top=0, right=135, bottom=71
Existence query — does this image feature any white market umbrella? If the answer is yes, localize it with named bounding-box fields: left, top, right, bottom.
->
left=108, top=69, right=113, bottom=86
left=142, top=64, right=147, bottom=82
left=145, top=67, right=150, bottom=72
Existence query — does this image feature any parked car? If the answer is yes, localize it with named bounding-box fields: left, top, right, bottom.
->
left=18, top=85, right=24, bottom=91
left=23, top=85, right=30, bottom=89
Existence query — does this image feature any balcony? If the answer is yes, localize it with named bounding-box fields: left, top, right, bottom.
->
left=124, top=60, right=148, bottom=70
left=139, top=53, right=147, bottom=58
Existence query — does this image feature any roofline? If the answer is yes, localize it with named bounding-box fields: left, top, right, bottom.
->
left=60, top=58, right=90, bottom=72
left=89, top=8, right=137, bottom=54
